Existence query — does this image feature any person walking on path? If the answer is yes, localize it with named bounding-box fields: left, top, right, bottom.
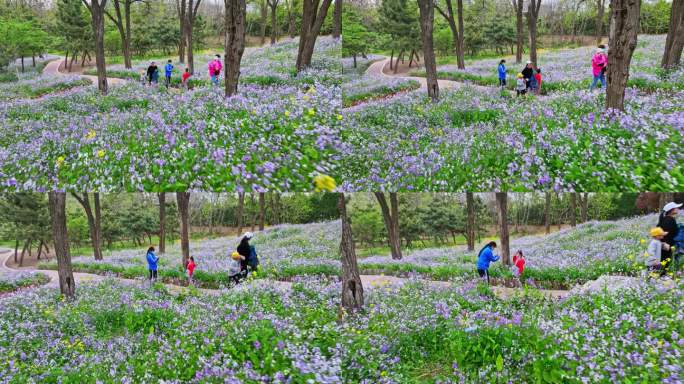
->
left=498, top=60, right=507, bottom=88
left=147, top=62, right=159, bottom=85
left=521, top=61, right=534, bottom=91
left=181, top=68, right=191, bottom=90
left=164, top=60, right=174, bottom=88
left=589, top=45, right=608, bottom=91
left=658, top=202, right=681, bottom=275
left=645, top=227, right=669, bottom=278
left=146, top=246, right=159, bottom=283
left=186, top=256, right=196, bottom=286
left=208, top=55, right=222, bottom=86
left=476, top=241, right=500, bottom=284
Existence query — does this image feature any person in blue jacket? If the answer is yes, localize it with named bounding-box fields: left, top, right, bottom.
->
left=497, top=60, right=507, bottom=88
left=146, top=246, right=159, bottom=282
left=476, top=241, right=500, bottom=284
left=164, top=60, right=174, bottom=88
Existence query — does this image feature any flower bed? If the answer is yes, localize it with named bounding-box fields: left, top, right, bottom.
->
left=0, top=276, right=681, bottom=382
left=0, top=271, right=50, bottom=293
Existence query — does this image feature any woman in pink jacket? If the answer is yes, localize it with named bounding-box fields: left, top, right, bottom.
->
left=208, top=55, right=222, bottom=86
left=589, top=45, right=607, bottom=91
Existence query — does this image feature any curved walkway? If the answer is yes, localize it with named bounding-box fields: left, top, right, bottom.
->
left=42, top=59, right=127, bottom=87
left=0, top=248, right=569, bottom=300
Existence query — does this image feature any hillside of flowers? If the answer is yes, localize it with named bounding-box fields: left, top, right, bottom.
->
left=413, top=35, right=684, bottom=92
left=340, top=86, right=684, bottom=191
left=1, top=275, right=682, bottom=382
left=40, top=214, right=657, bottom=289
left=0, top=39, right=342, bottom=192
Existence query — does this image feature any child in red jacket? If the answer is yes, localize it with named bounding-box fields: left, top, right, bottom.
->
left=187, top=256, right=196, bottom=286
left=512, top=250, right=526, bottom=277
left=534, top=69, right=542, bottom=95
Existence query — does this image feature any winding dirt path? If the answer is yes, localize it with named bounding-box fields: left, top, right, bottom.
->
left=0, top=248, right=570, bottom=300
left=42, top=59, right=127, bottom=87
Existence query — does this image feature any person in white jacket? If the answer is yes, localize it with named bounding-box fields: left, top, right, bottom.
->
left=645, top=227, right=670, bottom=278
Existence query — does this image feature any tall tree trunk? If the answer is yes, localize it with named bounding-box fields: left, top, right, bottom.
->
left=224, top=0, right=247, bottom=96
left=544, top=192, right=551, bottom=234
left=71, top=193, right=103, bottom=260
left=178, top=0, right=187, bottom=63
left=124, top=0, right=132, bottom=68
left=606, top=0, right=640, bottom=111
left=513, top=0, right=523, bottom=63
left=417, top=0, right=439, bottom=101
left=19, top=240, right=28, bottom=267
left=93, top=193, right=102, bottom=259
left=49, top=192, right=75, bottom=300
left=286, top=0, right=296, bottom=38
left=570, top=193, right=577, bottom=227
left=526, top=0, right=541, bottom=67
left=466, top=192, right=475, bottom=251
left=296, top=0, right=333, bottom=71
left=260, top=0, right=268, bottom=45
left=274, top=193, right=281, bottom=224
left=14, top=239, right=19, bottom=263
left=456, top=0, right=465, bottom=69
left=236, top=192, right=245, bottom=235
left=332, top=0, right=341, bottom=39
left=374, top=193, right=402, bottom=260
left=339, top=193, right=364, bottom=311
left=177, top=192, right=191, bottom=269
left=37, top=239, right=44, bottom=260
left=84, top=0, right=109, bottom=94
left=596, top=0, right=606, bottom=45
left=580, top=193, right=589, bottom=222
left=495, top=193, right=510, bottom=266
left=269, top=0, right=279, bottom=44
left=661, top=0, right=684, bottom=69
left=258, top=192, right=266, bottom=230
left=158, top=193, right=166, bottom=253
left=436, top=0, right=464, bottom=69
left=186, top=21, right=194, bottom=73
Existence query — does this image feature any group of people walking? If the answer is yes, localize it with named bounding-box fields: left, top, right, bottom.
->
left=498, top=59, right=542, bottom=96
left=495, top=43, right=609, bottom=96
left=646, top=202, right=683, bottom=277
left=141, top=54, right=223, bottom=89
left=476, top=200, right=683, bottom=286
left=145, top=231, right=259, bottom=287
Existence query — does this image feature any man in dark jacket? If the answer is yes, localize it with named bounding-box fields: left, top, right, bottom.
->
left=521, top=61, right=534, bottom=90
left=658, top=202, right=681, bottom=275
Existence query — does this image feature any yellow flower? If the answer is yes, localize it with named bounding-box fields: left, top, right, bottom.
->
left=284, top=110, right=290, bottom=117
left=307, top=87, right=317, bottom=95
left=308, top=108, right=315, bottom=116
left=97, top=150, right=105, bottom=158
left=336, top=114, right=343, bottom=121
left=640, top=239, right=646, bottom=244
left=86, top=130, right=96, bottom=140
left=56, top=156, right=65, bottom=168
left=251, top=109, right=257, bottom=115
left=303, top=94, right=310, bottom=101
left=313, top=174, right=336, bottom=192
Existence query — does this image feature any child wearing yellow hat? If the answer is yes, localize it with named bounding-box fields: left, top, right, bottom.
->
left=515, top=73, right=527, bottom=96
left=645, top=227, right=670, bottom=276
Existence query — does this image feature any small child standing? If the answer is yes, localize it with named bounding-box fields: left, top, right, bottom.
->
left=186, top=256, right=196, bottom=286
left=139, top=70, right=147, bottom=86
left=164, top=60, right=174, bottom=88
left=534, top=68, right=542, bottom=95
left=515, top=73, right=526, bottom=96
left=645, top=227, right=669, bottom=278
left=512, top=250, right=526, bottom=277
left=181, top=68, right=191, bottom=89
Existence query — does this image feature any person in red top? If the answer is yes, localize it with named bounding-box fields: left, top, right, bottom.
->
left=187, top=256, right=196, bottom=286
left=181, top=68, right=191, bottom=90
left=533, top=68, right=542, bottom=95
left=512, top=250, right=526, bottom=277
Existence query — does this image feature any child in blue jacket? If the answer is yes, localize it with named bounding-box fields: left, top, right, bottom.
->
left=164, top=60, right=174, bottom=88
left=498, top=60, right=506, bottom=88
left=146, top=246, right=159, bottom=282
left=476, top=241, right=500, bottom=284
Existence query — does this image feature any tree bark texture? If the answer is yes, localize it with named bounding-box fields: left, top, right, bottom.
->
left=495, top=193, right=510, bottom=266
left=224, top=0, right=246, bottom=96
left=662, top=0, right=684, bottom=69
left=339, top=194, right=364, bottom=311
left=296, top=0, right=333, bottom=71
left=177, top=192, right=191, bottom=269
left=417, top=0, right=439, bottom=101
left=466, top=192, right=475, bottom=251
left=49, top=192, right=75, bottom=299
left=158, top=192, right=166, bottom=253
left=606, top=0, right=640, bottom=111
left=374, top=192, right=402, bottom=260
